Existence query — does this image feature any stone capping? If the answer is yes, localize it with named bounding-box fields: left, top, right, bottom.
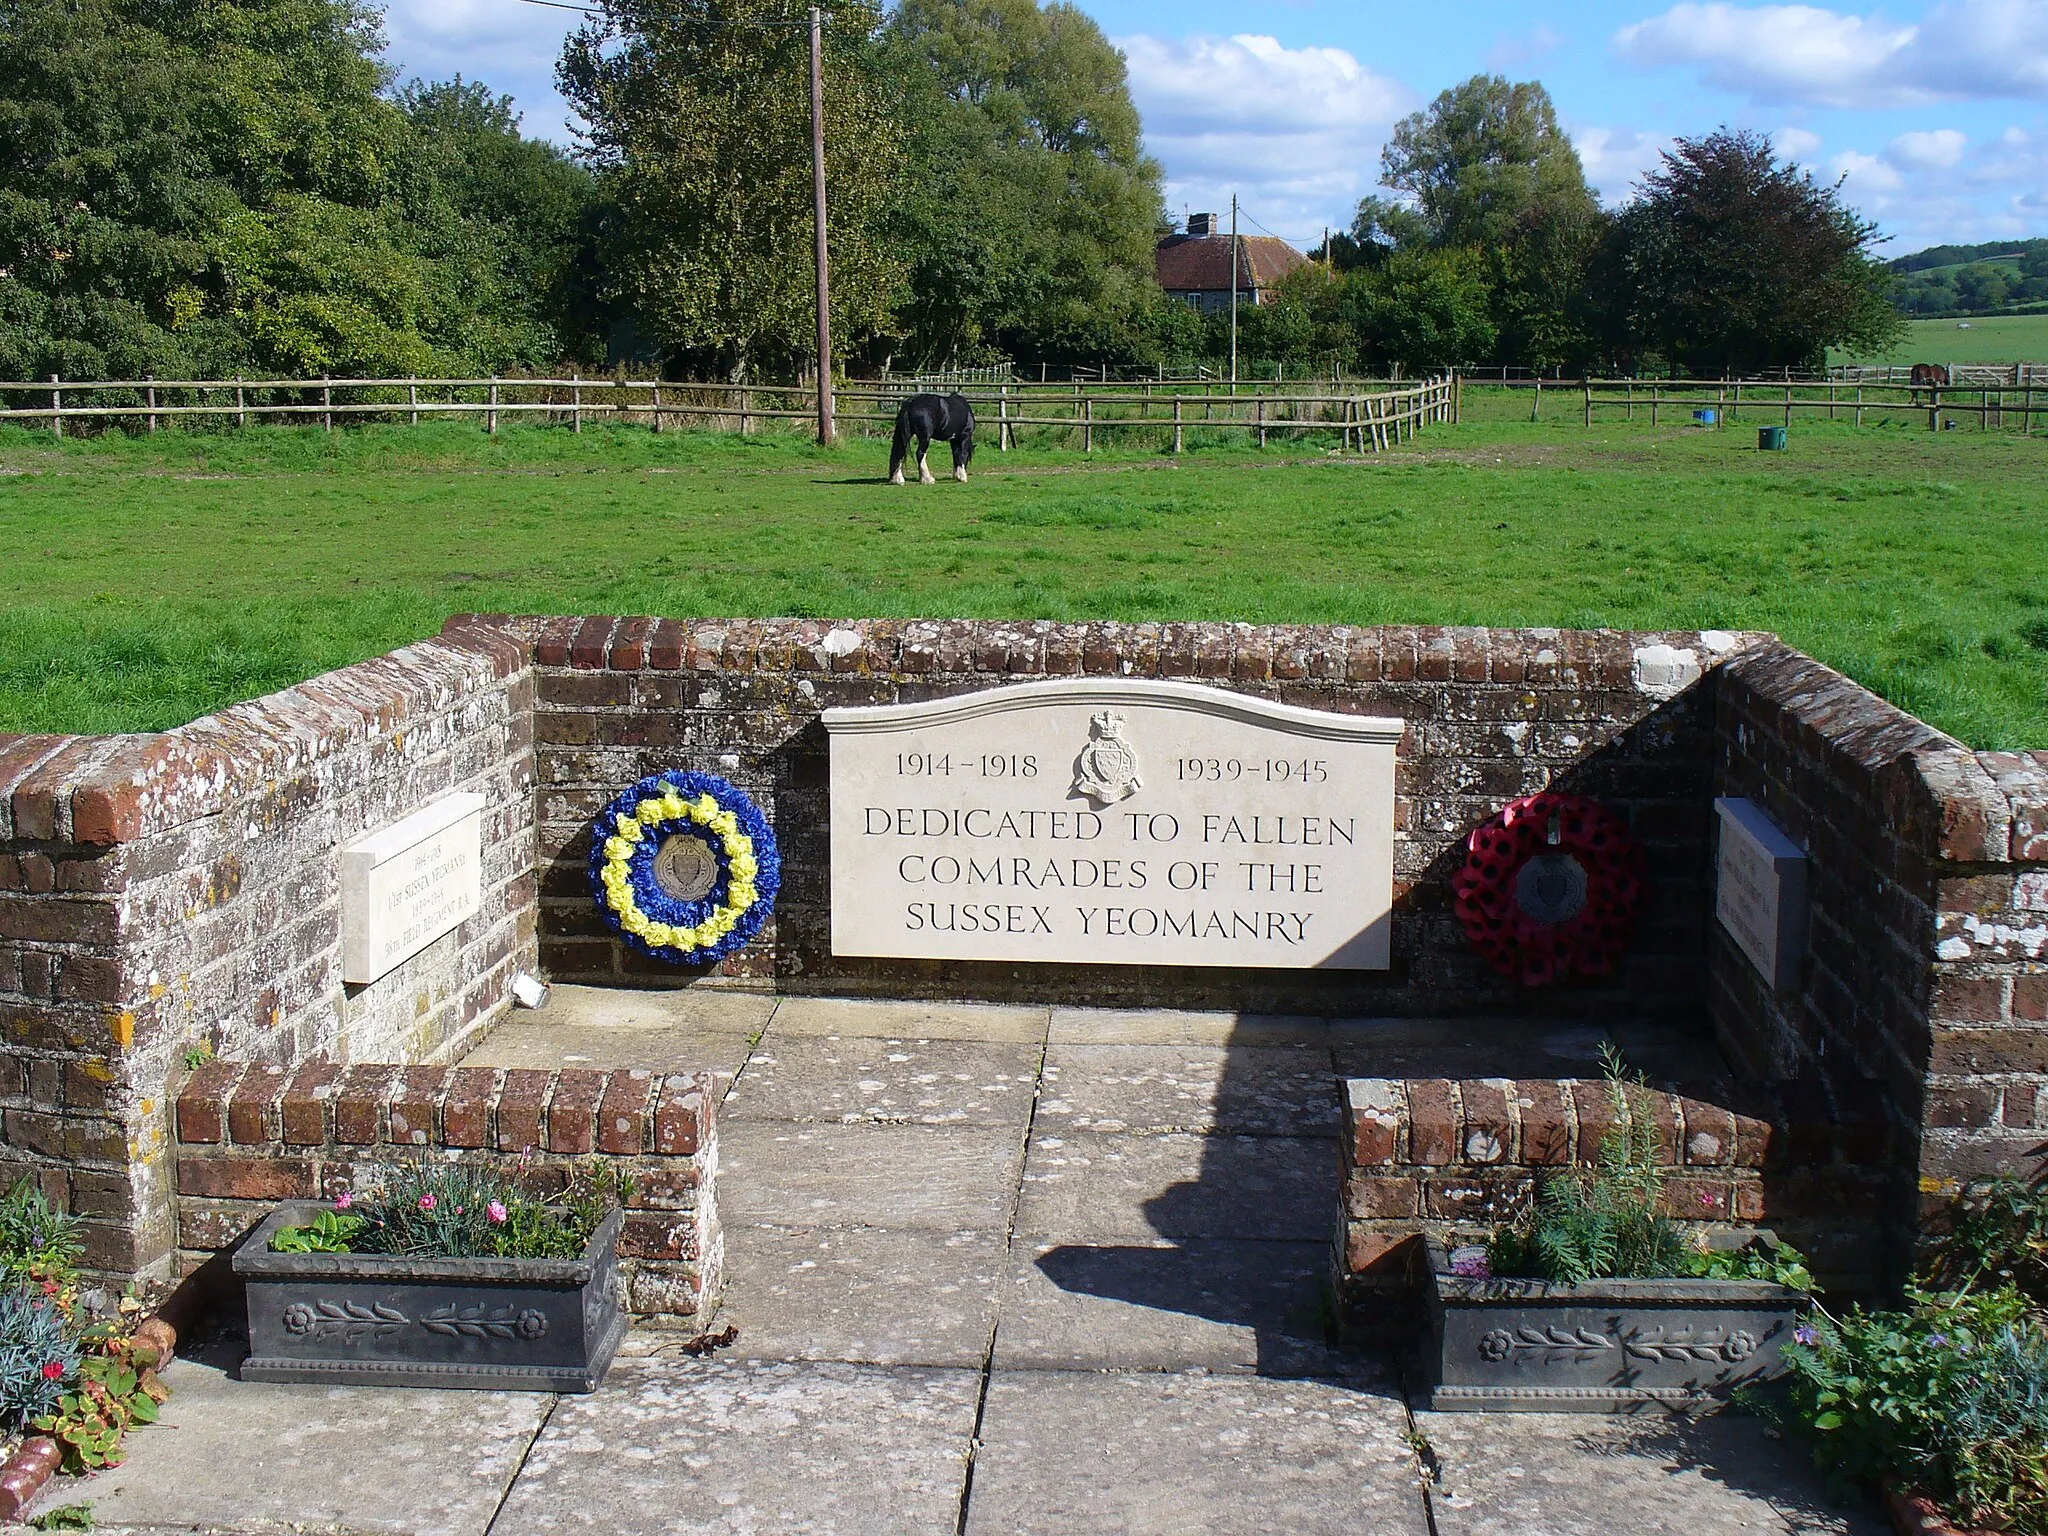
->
left=820, top=677, right=1406, bottom=741
left=0, top=624, right=527, bottom=846
left=172, top=1060, right=719, bottom=1322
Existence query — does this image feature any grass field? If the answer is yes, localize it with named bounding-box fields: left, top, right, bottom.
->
left=1833, top=311, right=2048, bottom=364
left=1, top=386, right=2044, bottom=748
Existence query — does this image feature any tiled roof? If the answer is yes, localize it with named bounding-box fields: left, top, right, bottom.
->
left=1155, top=234, right=1308, bottom=294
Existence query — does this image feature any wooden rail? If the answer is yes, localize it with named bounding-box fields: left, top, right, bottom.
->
left=0, top=375, right=1459, bottom=455
left=1568, top=377, right=2047, bottom=433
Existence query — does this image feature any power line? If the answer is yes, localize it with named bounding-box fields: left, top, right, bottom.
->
left=515, top=0, right=818, bottom=25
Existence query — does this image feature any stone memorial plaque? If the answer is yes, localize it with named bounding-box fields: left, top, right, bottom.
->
left=340, top=792, right=486, bottom=985
left=824, top=680, right=1403, bottom=969
left=1715, top=796, right=1808, bottom=990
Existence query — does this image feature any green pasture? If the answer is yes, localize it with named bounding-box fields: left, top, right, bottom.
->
left=1833, top=311, right=2048, bottom=365
left=0, top=387, right=2043, bottom=748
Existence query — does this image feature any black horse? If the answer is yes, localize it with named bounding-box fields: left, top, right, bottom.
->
left=889, top=392, right=975, bottom=485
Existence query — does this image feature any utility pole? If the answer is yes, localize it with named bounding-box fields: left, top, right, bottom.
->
left=810, top=4, right=835, bottom=445
left=1229, top=194, right=1239, bottom=387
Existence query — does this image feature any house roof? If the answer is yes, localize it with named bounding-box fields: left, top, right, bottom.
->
left=1154, top=233, right=1308, bottom=294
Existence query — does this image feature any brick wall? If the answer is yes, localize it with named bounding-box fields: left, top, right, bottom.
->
left=1338, top=1074, right=1890, bottom=1297
left=173, top=1061, right=718, bottom=1321
left=1713, top=642, right=2048, bottom=1264
left=474, top=614, right=1754, bottom=1017
left=0, top=627, right=538, bottom=1281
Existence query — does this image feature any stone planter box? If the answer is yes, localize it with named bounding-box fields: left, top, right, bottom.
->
left=233, top=1203, right=625, bottom=1393
left=1421, top=1241, right=1804, bottom=1413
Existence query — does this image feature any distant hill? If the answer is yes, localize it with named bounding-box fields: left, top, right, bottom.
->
left=1886, top=238, right=2048, bottom=317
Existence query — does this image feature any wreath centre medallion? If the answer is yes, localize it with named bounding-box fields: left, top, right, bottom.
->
left=589, top=771, right=781, bottom=967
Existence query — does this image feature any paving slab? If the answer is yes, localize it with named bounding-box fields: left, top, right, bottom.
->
left=994, top=1237, right=1344, bottom=1376
left=1016, top=1131, right=1338, bottom=1241
left=1049, top=1007, right=1329, bottom=1047
left=770, top=996, right=1050, bottom=1043
left=460, top=1021, right=757, bottom=1084
left=525, top=983, right=779, bottom=1033
left=725, top=1036, right=1042, bottom=1126
left=1038, top=1043, right=1341, bottom=1136
left=1417, top=1411, right=1887, bottom=1535
left=964, top=1369, right=1430, bottom=1536
left=715, top=1223, right=1005, bottom=1367
left=491, top=1358, right=978, bottom=1536
left=1330, top=1018, right=1729, bottom=1088
left=45, top=1345, right=549, bottom=1536
left=718, top=1119, right=1026, bottom=1231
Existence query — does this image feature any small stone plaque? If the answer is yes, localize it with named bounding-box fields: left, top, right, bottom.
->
left=1715, top=797, right=1808, bottom=990
left=340, top=792, right=486, bottom=985
left=824, top=680, right=1403, bottom=970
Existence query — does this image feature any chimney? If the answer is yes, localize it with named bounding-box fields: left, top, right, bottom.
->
left=1186, top=212, right=1217, bottom=237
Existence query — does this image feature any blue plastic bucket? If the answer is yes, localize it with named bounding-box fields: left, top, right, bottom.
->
left=1692, top=408, right=1717, bottom=426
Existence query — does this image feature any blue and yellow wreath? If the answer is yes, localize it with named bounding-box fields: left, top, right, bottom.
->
left=588, top=771, right=781, bottom=966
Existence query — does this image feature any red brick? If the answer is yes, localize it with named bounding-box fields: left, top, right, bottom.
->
left=175, top=1060, right=246, bottom=1144
left=1344, top=1229, right=1420, bottom=1277
left=1456, top=1079, right=1513, bottom=1165
left=1517, top=1080, right=1572, bottom=1165
left=1678, top=1097, right=1737, bottom=1165
left=608, top=616, right=653, bottom=671
left=1423, top=1171, right=1533, bottom=1221
left=279, top=1060, right=341, bottom=1146
left=227, top=1065, right=289, bottom=1145
left=624, top=1165, right=703, bottom=1209
left=2015, top=975, right=2047, bottom=1023
left=1570, top=1079, right=1629, bottom=1167
left=387, top=1065, right=451, bottom=1147
left=598, top=1070, right=655, bottom=1155
left=1931, top=1028, right=2048, bottom=1076
left=1343, top=1172, right=1421, bottom=1219
left=12, top=738, right=109, bottom=842
left=443, top=1067, right=499, bottom=1148
left=1931, top=975, right=2009, bottom=1026
left=568, top=617, right=617, bottom=669
left=1404, top=1080, right=1457, bottom=1166
left=177, top=1155, right=316, bottom=1201
left=497, top=1068, right=553, bottom=1153
left=1345, top=1080, right=1402, bottom=1166
left=1925, top=1084, right=2002, bottom=1128
left=331, top=1064, right=401, bottom=1145
left=618, top=1211, right=702, bottom=1261
left=547, top=1069, right=607, bottom=1155
left=653, top=1075, right=707, bottom=1157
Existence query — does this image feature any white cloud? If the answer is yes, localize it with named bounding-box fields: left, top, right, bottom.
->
left=1777, top=125, right=1825, bottom=159
left=1614, top=0, right=2048, bottom=108
left=1486, top=25, right=1567, bottom=72
left=1832, top=147, right=1907, bottom=189
left=1117, top=33, right=1414, bottom=242
left=1571, top=125, right=1673, bottom=201
left=1890, top=126, right=1970, bottom=165
left=381, top=0, right=584, bottom=141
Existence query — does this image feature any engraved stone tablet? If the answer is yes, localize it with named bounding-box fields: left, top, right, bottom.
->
left=824, top=680, right=1404, bottom=969
left=340, top=792, right=486, bottom=985
left=1715, top=797, right=1808, bottom=990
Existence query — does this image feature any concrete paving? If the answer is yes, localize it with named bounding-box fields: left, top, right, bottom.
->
left=43, top=990, right=1877, bottom=1534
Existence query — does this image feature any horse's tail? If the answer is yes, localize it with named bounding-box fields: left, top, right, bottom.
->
left=888, top=409, right=912, bottom=480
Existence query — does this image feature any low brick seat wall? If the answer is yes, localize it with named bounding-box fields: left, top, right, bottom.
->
left=173, top=1061, right=720, bottom=1323
left=1340, top=1074, right=1890, bottom=1297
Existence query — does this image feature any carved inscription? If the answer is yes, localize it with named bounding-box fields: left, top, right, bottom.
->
left=824, top=680, right=1402, bottom=970
left=1715, top=797, right=1808, bottom=990
left=339, top=792, right=486, bottom=985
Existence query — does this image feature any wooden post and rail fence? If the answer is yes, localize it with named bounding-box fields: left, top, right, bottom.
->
left=0, top=375, right=1459, bottom=456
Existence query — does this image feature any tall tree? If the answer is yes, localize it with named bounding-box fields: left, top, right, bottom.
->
left=1379, top=76, right=1597, bottom=251
left=882, top=0, right=1164, bottom=367
left=1611, top=129, right=1905, bottom=375
left=560, top=0, right=903, bottom=380
left=0, top=0, right=595, bottom=381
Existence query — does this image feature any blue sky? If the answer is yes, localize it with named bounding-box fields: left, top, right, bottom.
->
left=381, top=0, right=2048, bottom=256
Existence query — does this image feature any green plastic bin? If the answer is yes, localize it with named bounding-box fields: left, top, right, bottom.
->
left=1758, top=425, right=1787, bottom=451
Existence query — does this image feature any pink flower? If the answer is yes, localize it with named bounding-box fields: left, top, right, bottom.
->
left=419, top=1194, right=437, bottom=1212
left=488, top=1201, right=508, bottom=1225
left=334, top=1191, right=354, bottom=1211
left=1699, top=1190, right=1720, bottom=1208
left=40, top=1361, right=63, bottom=1381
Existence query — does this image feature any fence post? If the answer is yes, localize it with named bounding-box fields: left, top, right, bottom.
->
left=740, top=384, right=750, bottom=437
left=1172, top=395, right=1183, bottom=454
left=1453, top=372, right=1461, bottom=425
left=1929, top=387, right=1940, bottom=433
left=1650, top=383, right=1660, bottom=428
left=1000, top=385, right=1011, bottom=452
left=146, top=377, right=157, bottom=435
left=1531, top=377, right=1541, bottom=422
left=1583, top=380, right=1592, bottom=428
left=1828, top=381, right=1837, bottom=422
left=236, top=376, right=247, bottom=430
left=323, top=376, right=333, bottom=433
left=409, top=378, right=420, bottom=426
left=1856, top=385, right=1864, bottom=429
left=1083, top=395, right=1093, bottom=453
left=1256, top=397, right=1265, bottom=448
left=488, top=376, right=499, bottom=436
left=49, top=375, right=61, bottom=439
left=1625, top=380, right=1633, bottom=422
left=653, top=382, right=663, bottom=434
left=1784, top=386, right=1792, bottom=428
left=573, top=372, right=582, bottom=434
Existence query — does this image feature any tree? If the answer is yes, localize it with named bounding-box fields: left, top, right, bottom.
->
left=1611, top=129, right=1906, bottom=375
left=561, top=0, right=903, bottom=380
left=0, top=0, right=597, bottom=382
left=1379, top=76, right=1597, bottom=252
left=1343, top=249, right=1495, bottom=373
left=1346, top=196, right=1431, bottom=266
left=881, top=0, right=1164, bottom=368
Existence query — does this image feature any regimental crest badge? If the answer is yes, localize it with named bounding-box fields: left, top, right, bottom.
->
left=1072, top=710, right=1142, bottom=806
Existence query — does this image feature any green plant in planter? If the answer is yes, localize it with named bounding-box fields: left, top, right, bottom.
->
left=1487, top=1045, right=1690, bottom=1283
left=271, top=1160, right=634, bottom=1261
left=0, top=1288, right=80, bottom=1427
left=0, top=1180, right=83, bottom=1290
